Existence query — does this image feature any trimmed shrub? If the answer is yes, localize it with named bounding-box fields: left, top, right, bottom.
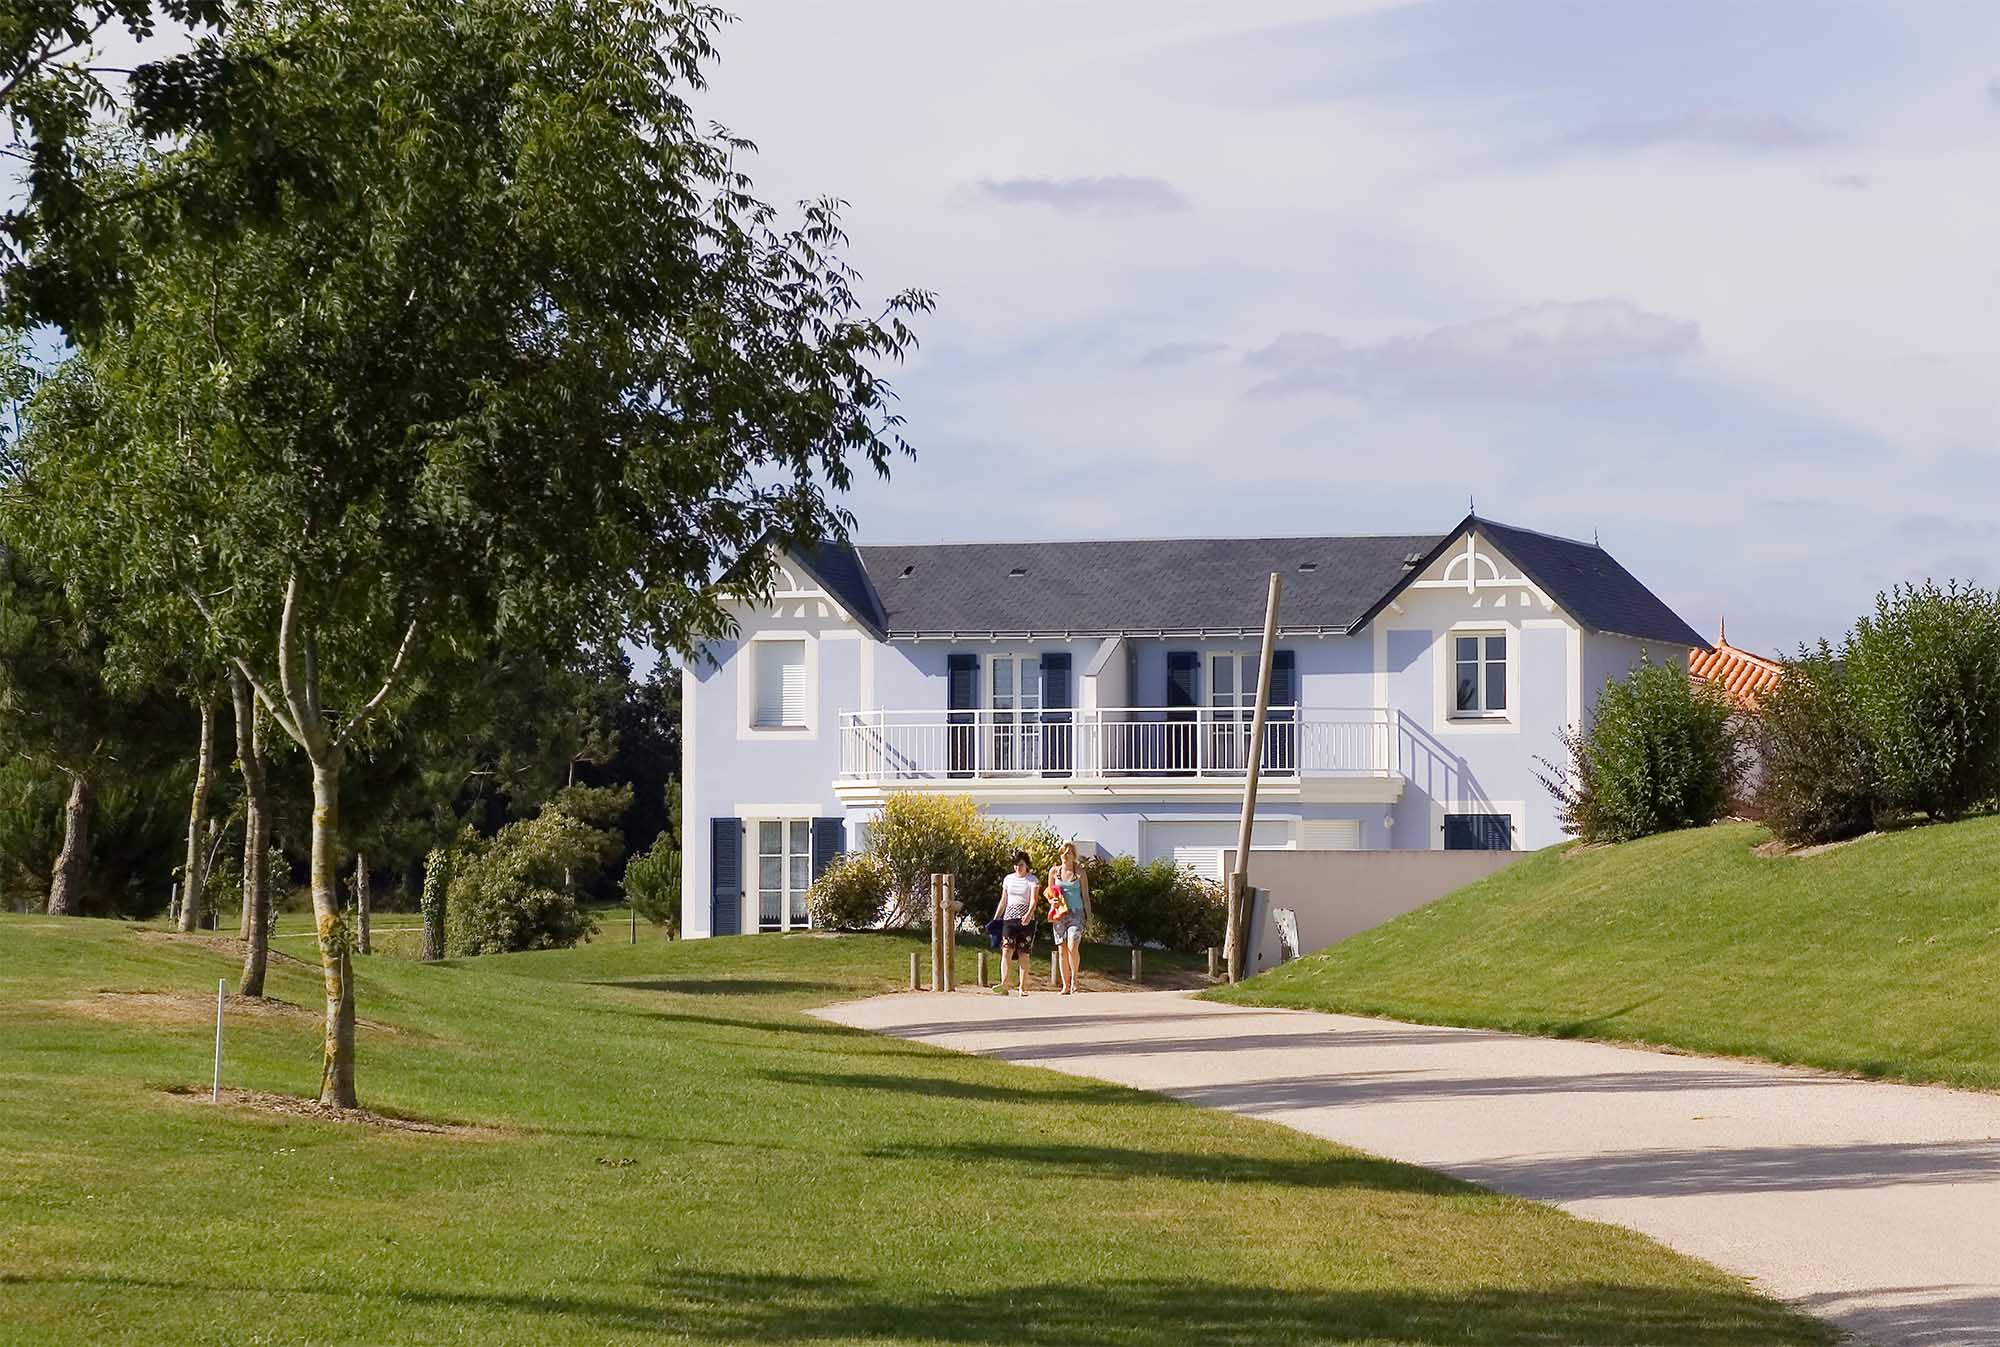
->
left=1756, top=645, right=1877, bottom=845
left=805, top=851, right=895, bottom=930
left=1538, top=656, right=1745, bottom=843
left=867, top=792, right=1013, bottom=926
left=445, top=793, right=621, bottom=956
left=623, top=834, right=681, bottom=935
left=1085, top=855, right=1224, bottom=954
left=1845, top=581, right=2000, bottom=821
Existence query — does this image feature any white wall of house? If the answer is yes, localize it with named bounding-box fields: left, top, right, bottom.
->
left=679, top=534, right=1696, bottom=934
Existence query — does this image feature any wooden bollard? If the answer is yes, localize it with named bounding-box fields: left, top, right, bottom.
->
left=944, top=876, right=959, bottom=992
left=909, top=951, right=919, bottom=991
left=1131, top=947, right=1143, bottom=983
left=930, top=874, right=945, bottom=991
left=977, top=949, right=987, bottom=988
left=1207, top=946, right=1218, bottom=980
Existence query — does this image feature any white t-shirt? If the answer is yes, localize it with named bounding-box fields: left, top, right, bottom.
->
left=1001, top=872, right=1037, bottom=919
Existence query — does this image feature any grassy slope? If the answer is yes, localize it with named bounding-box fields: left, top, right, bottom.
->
left=0, top=916, right=1828, bottom=1346
left=1212, top=818, right=2000, bottom=1090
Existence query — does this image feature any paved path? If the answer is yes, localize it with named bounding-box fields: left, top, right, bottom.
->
left=817, top=990, right=2000, bottom=1347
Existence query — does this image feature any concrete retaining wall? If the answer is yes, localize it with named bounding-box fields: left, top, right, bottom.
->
left=1222, top=847, right=1526, bottom=978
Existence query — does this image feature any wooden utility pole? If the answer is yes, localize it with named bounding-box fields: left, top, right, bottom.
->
left=1226, top=572, right=1282, bottom=983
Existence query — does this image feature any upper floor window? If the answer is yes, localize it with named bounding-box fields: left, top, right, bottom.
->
left=1453, top=632, right=1507, bottom=716
left=753, top=639, right=809, bottom=728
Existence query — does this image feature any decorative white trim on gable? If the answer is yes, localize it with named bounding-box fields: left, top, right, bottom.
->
left=1408, top=532, right=1554, bottom=613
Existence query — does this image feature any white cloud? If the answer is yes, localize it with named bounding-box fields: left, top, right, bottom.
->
left=1138, top=339, right=1230, bottom=367
left=1568, top=109, right=1832, bottom=154
left=969, top=175, right=1189, bottom=215
left=1245, top=300, right=1699, bottom=399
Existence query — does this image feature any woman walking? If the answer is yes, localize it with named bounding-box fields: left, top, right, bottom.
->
left=992, top=850, right=1040, bottom=996
left=1047, top=842, right=1090, bottom=995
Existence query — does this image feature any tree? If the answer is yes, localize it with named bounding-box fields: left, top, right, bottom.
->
left=0, top=538, right=175, bottom=912
left=13, top=0, right=925, bottom=1106
left=1756, top=644, right=1877, bottom=846
left=1537, top=657, right=1746, bottom=844
left=1845, top=581, right=2000, bottom=822
left=230, top=666, right=277, bottom=992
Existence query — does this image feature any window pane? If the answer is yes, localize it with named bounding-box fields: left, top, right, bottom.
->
left=1211, top=657, right=1234, bottom=698
left=1456, top=636, right=1479, bottom=663
left=1486, top=665, right=1507, bottom=711
left=790, top=856, right=809, bottom=892
left=759, top=821, right=782, bottom=854
left=992, top=659, right=1013, bottom=698
left=789, top=886, right=809, bottom=927
left=789, top=820, right=811, bottom=854
left=1485, top=636, right=1506, bottom=662
left=759, top=856, right=782, bottom=890
left=1456, top=666, right=1479, bottom=712
left=759, top=882, right=781, bottom=927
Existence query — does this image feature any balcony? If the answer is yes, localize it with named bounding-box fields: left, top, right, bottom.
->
left=835, top=707, right=1401, bottom=802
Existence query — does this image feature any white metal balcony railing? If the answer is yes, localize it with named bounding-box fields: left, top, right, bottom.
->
left=837, top=707, right=1396, bottom=784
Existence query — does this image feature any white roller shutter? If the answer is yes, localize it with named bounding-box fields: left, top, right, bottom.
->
left=1301, top=819, right=1362, bottom=850
left=1145, top=821, right=1292, bottom=882
left=754, top=641, right=808, bottom=727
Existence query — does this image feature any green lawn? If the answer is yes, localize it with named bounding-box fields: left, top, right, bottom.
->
left=1212, top=817, right=2000, bottom=1091
left=0, top=914, right=1829, bottom=1345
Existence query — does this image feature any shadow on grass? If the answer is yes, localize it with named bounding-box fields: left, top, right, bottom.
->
left=588, top=977, right=841, bottom=997
left=759, top=1068, right=1138, bottom=1107
left=7, top=1270, right=1829, bottom=1345
left=863, top=1138, right=1468, bottom=1197
left=1551, top=997, right=1664, bottom=1038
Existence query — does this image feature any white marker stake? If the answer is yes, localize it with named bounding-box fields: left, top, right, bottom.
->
left=212, top=978, right=224, bottom=1103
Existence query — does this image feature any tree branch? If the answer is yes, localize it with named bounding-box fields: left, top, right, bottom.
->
left=336, top=616, right=422, bottom=745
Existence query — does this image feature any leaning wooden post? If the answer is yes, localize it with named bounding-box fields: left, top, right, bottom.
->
left=909, top=951, right=919, bottom=991
left=1207, top=946, right=1219, bottom=980
left=977, top=949, right=988, bottom=988
left=1131, top=946, right=1143, bottom=983
left=1227, top=571, right=1283, bottom=984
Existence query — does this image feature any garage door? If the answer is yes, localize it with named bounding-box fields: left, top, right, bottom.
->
left=1143, top=820, right=1293, bottom=883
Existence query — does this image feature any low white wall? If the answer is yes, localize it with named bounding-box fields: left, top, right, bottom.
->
left=1222, top=847, right=1525, bottom=977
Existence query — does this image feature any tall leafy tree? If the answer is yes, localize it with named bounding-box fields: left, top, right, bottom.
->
left=15, top=0, right=926, bottom=1107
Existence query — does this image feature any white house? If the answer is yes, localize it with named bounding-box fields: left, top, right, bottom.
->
left=678, top=514, right=1705, bottom=937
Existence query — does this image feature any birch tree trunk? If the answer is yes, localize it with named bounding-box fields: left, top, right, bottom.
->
left=47, top=771, right=92, bottom=916
left=310, top=755, right=358, bottom=1108
left=232, top=671, right=274, bottom=996
left=355, top=853, right=371, bottom=955
left=177, top=693, right=221, bottom=932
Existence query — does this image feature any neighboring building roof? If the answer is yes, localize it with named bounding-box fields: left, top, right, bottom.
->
left=797, top=513, right=1708, bottom=648
left=1688, top=620, right=1784, bottom=707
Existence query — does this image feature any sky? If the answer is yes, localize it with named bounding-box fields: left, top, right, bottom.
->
left=690, top=0, right=2000, bottom=654
left=52, top=1, right=2000, bottom=655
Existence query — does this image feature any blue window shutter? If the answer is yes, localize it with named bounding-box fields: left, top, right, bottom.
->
left=1039, top=653, right=1073, bottom=776
left=947, top=653, right=978, bottom=777
left=1268, top=650, right=1298, bottom=707
left=1165, top=651, right=1199, bottom=772
left=947, top=654, right=979, bottom=710
left=810, top=817, right=846, bottom=882
left=1039, top=653, right=1071, bottom=709
left=710, top=818, right=743, bottom=934
left=1265, top=650, right=1298, bottom=773
left=1444, top=813, right=1513, bottom=851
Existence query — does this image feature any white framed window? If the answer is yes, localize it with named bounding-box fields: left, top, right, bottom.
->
left=739, top=633, right=817, bottom=738
left=1452, top=631, right=1508, bottom=718
left=754, top=818, right=812, bottom=932
left=986, top=652, right=1044, bottom=771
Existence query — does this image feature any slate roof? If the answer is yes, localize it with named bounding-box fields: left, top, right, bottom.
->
left=800, top=515, right=1706, bottom=649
